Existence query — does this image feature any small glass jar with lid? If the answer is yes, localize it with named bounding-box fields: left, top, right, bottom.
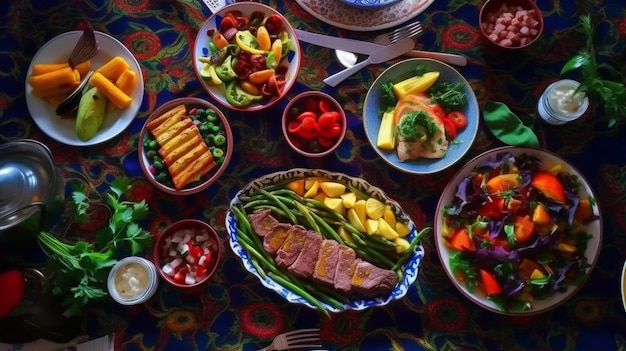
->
left=107, top=256, right=159, bottom=305
left=537, top=79, right=589, bottom=125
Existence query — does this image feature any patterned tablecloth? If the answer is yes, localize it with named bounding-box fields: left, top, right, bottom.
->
left=1, top=0, right=626, bottom=350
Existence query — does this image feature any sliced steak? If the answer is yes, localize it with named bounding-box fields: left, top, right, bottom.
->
left=288, top=230, right=322, bottom=278
left=313, top=239, right=340, bottom=286
left=247, top=209, right=279, bottom=237
left=275, top=224, right=308, bottom=268
left=333, top=244, right=357, bottom=293
left=263, top=223, right=293, bottom=256
left=351, top=259, right=399, bottom=297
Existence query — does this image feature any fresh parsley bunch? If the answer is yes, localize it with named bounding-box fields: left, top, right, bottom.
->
left=561, top=15, right=626, bottom=127
left=38, top=178, right=152, bottom=317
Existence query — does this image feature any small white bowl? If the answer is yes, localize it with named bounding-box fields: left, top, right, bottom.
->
left=107, top=256, right=159, bottom=305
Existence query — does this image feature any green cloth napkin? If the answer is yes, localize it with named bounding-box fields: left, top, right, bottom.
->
left=483, top=100, right=540, bottom=148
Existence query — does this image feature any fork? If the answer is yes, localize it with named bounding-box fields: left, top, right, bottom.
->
left=337, top=21, right=468, bottom=67
left=256, top=328, right=322, bottom=351
left=68, top=23, right=98, bottom=68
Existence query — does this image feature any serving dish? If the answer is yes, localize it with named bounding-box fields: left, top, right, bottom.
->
left=363, top=58, right=479, bottom=175
left=337, top=0, right=403, bottom=9
left=193, top=2, right=301, bottom=112
left=226, top=168, right=425, bottom=313
left=25, top=30, right=143, bottom=146
left=434, top=147, right=602, bottom=315
left=138, top=97, right=233, bottom=195
left=479, top=0, right=544, bottom=49
left=295, top=0, right=434, bottom=32
left=622, top=260, right=626, bottom=312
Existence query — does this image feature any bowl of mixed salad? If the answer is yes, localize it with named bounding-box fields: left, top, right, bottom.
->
left=363, top=58, right=479, bottom=174
left=193, top=2, right=301, bottom=112
left=435, top=147, right=602, bottom=315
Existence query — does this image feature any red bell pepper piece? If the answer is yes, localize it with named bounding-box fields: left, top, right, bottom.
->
left=531, top=171, right=567, bottom=204
left=0, top=270, right=25, bottom=318
left=479, top=269, right=502, bottom=296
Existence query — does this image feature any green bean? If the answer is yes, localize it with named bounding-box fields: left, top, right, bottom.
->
left=241, top=198, right=274, bottom=209
left=232, top=205, right=254, bottom=238
left=348, top=186, right=370, bottom=200
left=391, top=227, right=431, bottom=271
left=302, top=198, right=345, bottom=222
left=295, top=202, right=320, bottom=233
left=268, top=272, right=330, bottom=317
left=308, top=211, right=345, bottom=243
left=258, top=189, right=297, bottom=223
left=249, top=254, right=267, bottom=280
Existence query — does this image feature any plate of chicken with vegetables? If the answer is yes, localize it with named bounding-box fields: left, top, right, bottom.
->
left=363, top=58, right=479, bottom=174
left=226, top=168, right=430, bottom=314
left=435, top=147, right=602, bottom=315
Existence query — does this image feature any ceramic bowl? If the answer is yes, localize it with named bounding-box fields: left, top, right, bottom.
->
left=621, top=261, right=626, bottom=312
left=107, top=256, right=159, bottom=305
left=138, top=97, right=233, bottom=195
left=434, top=146, right=602, bottom=315
left=479, top=0, right=544, bottom=49
left=226, top=168, right=426, bottom=313
left=153, top=219, right=222, bottom=289
left=363, top=58, right=479, bottom=174
left=193, top=2, right=301, bottom=112
left=282, top=91, right=347, bottom=157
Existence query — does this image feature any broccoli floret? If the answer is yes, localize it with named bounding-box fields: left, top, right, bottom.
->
left=396, top=110, right=437, bottom=141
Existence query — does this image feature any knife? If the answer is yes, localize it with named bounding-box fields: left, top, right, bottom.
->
left=323, top=37, right=415, bottom=87
left=295, top=29, right=467, bottom=67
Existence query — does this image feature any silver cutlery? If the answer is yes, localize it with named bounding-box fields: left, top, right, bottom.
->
left=201, top=0, right=227, bottom=12
left=256, top=328, right=322, bottom=351
left=323, top=37, right=416, bottom=87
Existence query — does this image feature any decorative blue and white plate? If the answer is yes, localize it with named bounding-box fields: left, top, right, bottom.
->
left=226, top=168, right=425, bottom=312
left=337, top=0, right=403, bottom=9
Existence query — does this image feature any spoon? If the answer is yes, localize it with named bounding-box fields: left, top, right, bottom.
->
left=55, top=70, right=93, bottom=117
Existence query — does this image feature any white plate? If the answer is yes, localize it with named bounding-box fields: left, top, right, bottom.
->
left=435, top=147, right=603, bottom=315
left=295, top=0, right=435, bottom=32
left=226, top=168, right=425, bottom=312
left=337, top=0, right=402, bottom=9
left=25, top=31, right=144, bottom=146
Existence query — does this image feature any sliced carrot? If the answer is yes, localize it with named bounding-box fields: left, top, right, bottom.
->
left=513, top=215, right=535, bottom=244
left=90, top=71, right=132, bottom=109
left=28, top=66, right=78, bottom=91
left=212, top=33, right=229, bottom=50
left=479, top=269, right=502, bottom=296
left=574, top=198, right=594, bottom=222
left=286, top=179, right=305, bottom=196
left=96, top=56, right=129, bottom=82
left=447, top=227, right=475, bottom=252
left=531, top=171, right=567, bottom=203
left=485, top=173, right=521, bottom=192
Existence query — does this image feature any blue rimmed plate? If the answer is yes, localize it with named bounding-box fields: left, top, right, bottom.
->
left=363, top=58, right=479, bottom=175
left=225, top=168, right=425, bottom=312
left=338, top=0, right=403, bottom=9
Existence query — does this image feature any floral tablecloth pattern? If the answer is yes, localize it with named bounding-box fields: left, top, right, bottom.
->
left=1, top=0, right=626, bottom=350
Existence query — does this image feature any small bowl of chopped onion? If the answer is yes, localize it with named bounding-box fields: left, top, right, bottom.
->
left=479, top=0, right=544, bottom=49
left=153, top=219, right=222, bottom=289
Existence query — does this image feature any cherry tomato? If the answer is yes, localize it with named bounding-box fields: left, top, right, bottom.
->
left=442, top=117, right=457, bottom=140
left=448, top=111, right=468, bottom=129
left=318, top=98, right=335, bottom=113
left=264, top=14, right=285, bottom=35
left=296, top=117, right=318, bottom=140
left=431, top=104, right=446, bottom=120
left=296, top=111, right=317, bottom=122
left=249, top=54, right=266, bottom=71
left=318, top=123, right=342, bottom=139
left=317, top=112, right=337, bottom=130
left=219, top=16, right=237, bottom=33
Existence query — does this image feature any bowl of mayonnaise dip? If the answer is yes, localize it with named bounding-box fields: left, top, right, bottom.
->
left=107, top=256, right=159, bottom=305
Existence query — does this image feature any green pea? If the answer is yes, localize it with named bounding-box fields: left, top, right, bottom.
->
left=206, top=111, right=218, bottom=122
left=214, top=134, right=226, bottom=146
left=153, top=159, right=165, bottom=171
left=148, top=139, right=159, bottom=150
left=146, top=150, right=157, bottom=160
left=212, top=148, right=225, bottom=159
left=156, top=172, right=169, bottom=183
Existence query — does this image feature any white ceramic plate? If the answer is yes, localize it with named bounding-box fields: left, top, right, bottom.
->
left=25, top=31, right=143, bottom=146
left=363, top=58, right=479, bottom=175
left=295, top=0, right=434, bottom=32
left=337, top=0, right=402, bottom=9
left=226, top=168, right=425, bottom=312
left=435, top=146, right=603, bottom=315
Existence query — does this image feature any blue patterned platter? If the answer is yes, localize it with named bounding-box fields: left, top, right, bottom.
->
left=337, top=0, right=403, bottom=9
left=226, top=168, right=425, bottom=312
left=363, top=58, right=479, bottom=175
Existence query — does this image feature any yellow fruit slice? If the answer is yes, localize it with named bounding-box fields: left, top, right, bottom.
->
left=366, top=198, right=386, bottom=220
left=319, top=181, right=347, bottom=197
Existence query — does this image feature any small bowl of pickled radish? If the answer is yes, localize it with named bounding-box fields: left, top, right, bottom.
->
left=107, top=256, right=159, bottom=305
left=192, top=2, right=302, bottom=112
left=153, top=219, right=222, bottom=290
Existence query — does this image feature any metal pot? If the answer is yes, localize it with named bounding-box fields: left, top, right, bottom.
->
left=0, top=139, right=65, bottom=247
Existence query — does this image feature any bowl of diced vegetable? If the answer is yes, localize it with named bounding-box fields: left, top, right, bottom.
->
left=226, top=168, right=429, bottom=314
left=435, top=146, right=602, bottom=315
left=363, top=58, right=479, bottom=175
left=282, top=90, right=347, bottom=157
left=193, top=2, right=301, bottom=112
left=154, top=219, right=222, bottom=289
left=478, top=0, right=544, bottom=49
left=138, top=97, right=233, bottom=195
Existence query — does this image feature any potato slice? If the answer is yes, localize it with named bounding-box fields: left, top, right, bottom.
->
left=394, top=237, right=410, bottom=254
left=376, top=218, right=399, bottom=240
left=353, top=200, right=367, bottom=226
left=366, top=197, right=386, bottom=220
left=319, top=181, right=346, bottom=198
left=396, top=221, right=411, bottom=237
left=340, top=191, right=357, bottom=209
left=383, top=205, right=396, bottom=227
left=347, top=208, right=366, bottom=233
left=364, top=219, right=379, bottom=235
left=323, top=197, right=345, bottom=216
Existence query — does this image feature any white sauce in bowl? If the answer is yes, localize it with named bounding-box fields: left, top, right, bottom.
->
left=114, top=261, right=149, bottom=298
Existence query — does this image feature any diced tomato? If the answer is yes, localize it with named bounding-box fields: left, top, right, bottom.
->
left=486, top=173, right=521, bottom=193
left=197, top=265, right=208, bottom=278
left=478, top=196, right=506, bottom=219
left=513, top=215, right=535, bottom=244
left=441, top=117, right=457, bottom=140
left=218, top=16, right=237, bottom=33
left=318, top=123, right=342, bottom=139
left=191, top=245, right=203, bottom=259
left=447, top=227, right=475, bottom=252
left=530, top=171, right=567, bottom=204
left=317, top=112, right=337, bottom=130
left=431, top=104, right=446, bottom=120
left=173, top=271, right=185, bottom=283
left=479, top=269, right=502, bottom=296
left=447, top=111, right=468, bottom=129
